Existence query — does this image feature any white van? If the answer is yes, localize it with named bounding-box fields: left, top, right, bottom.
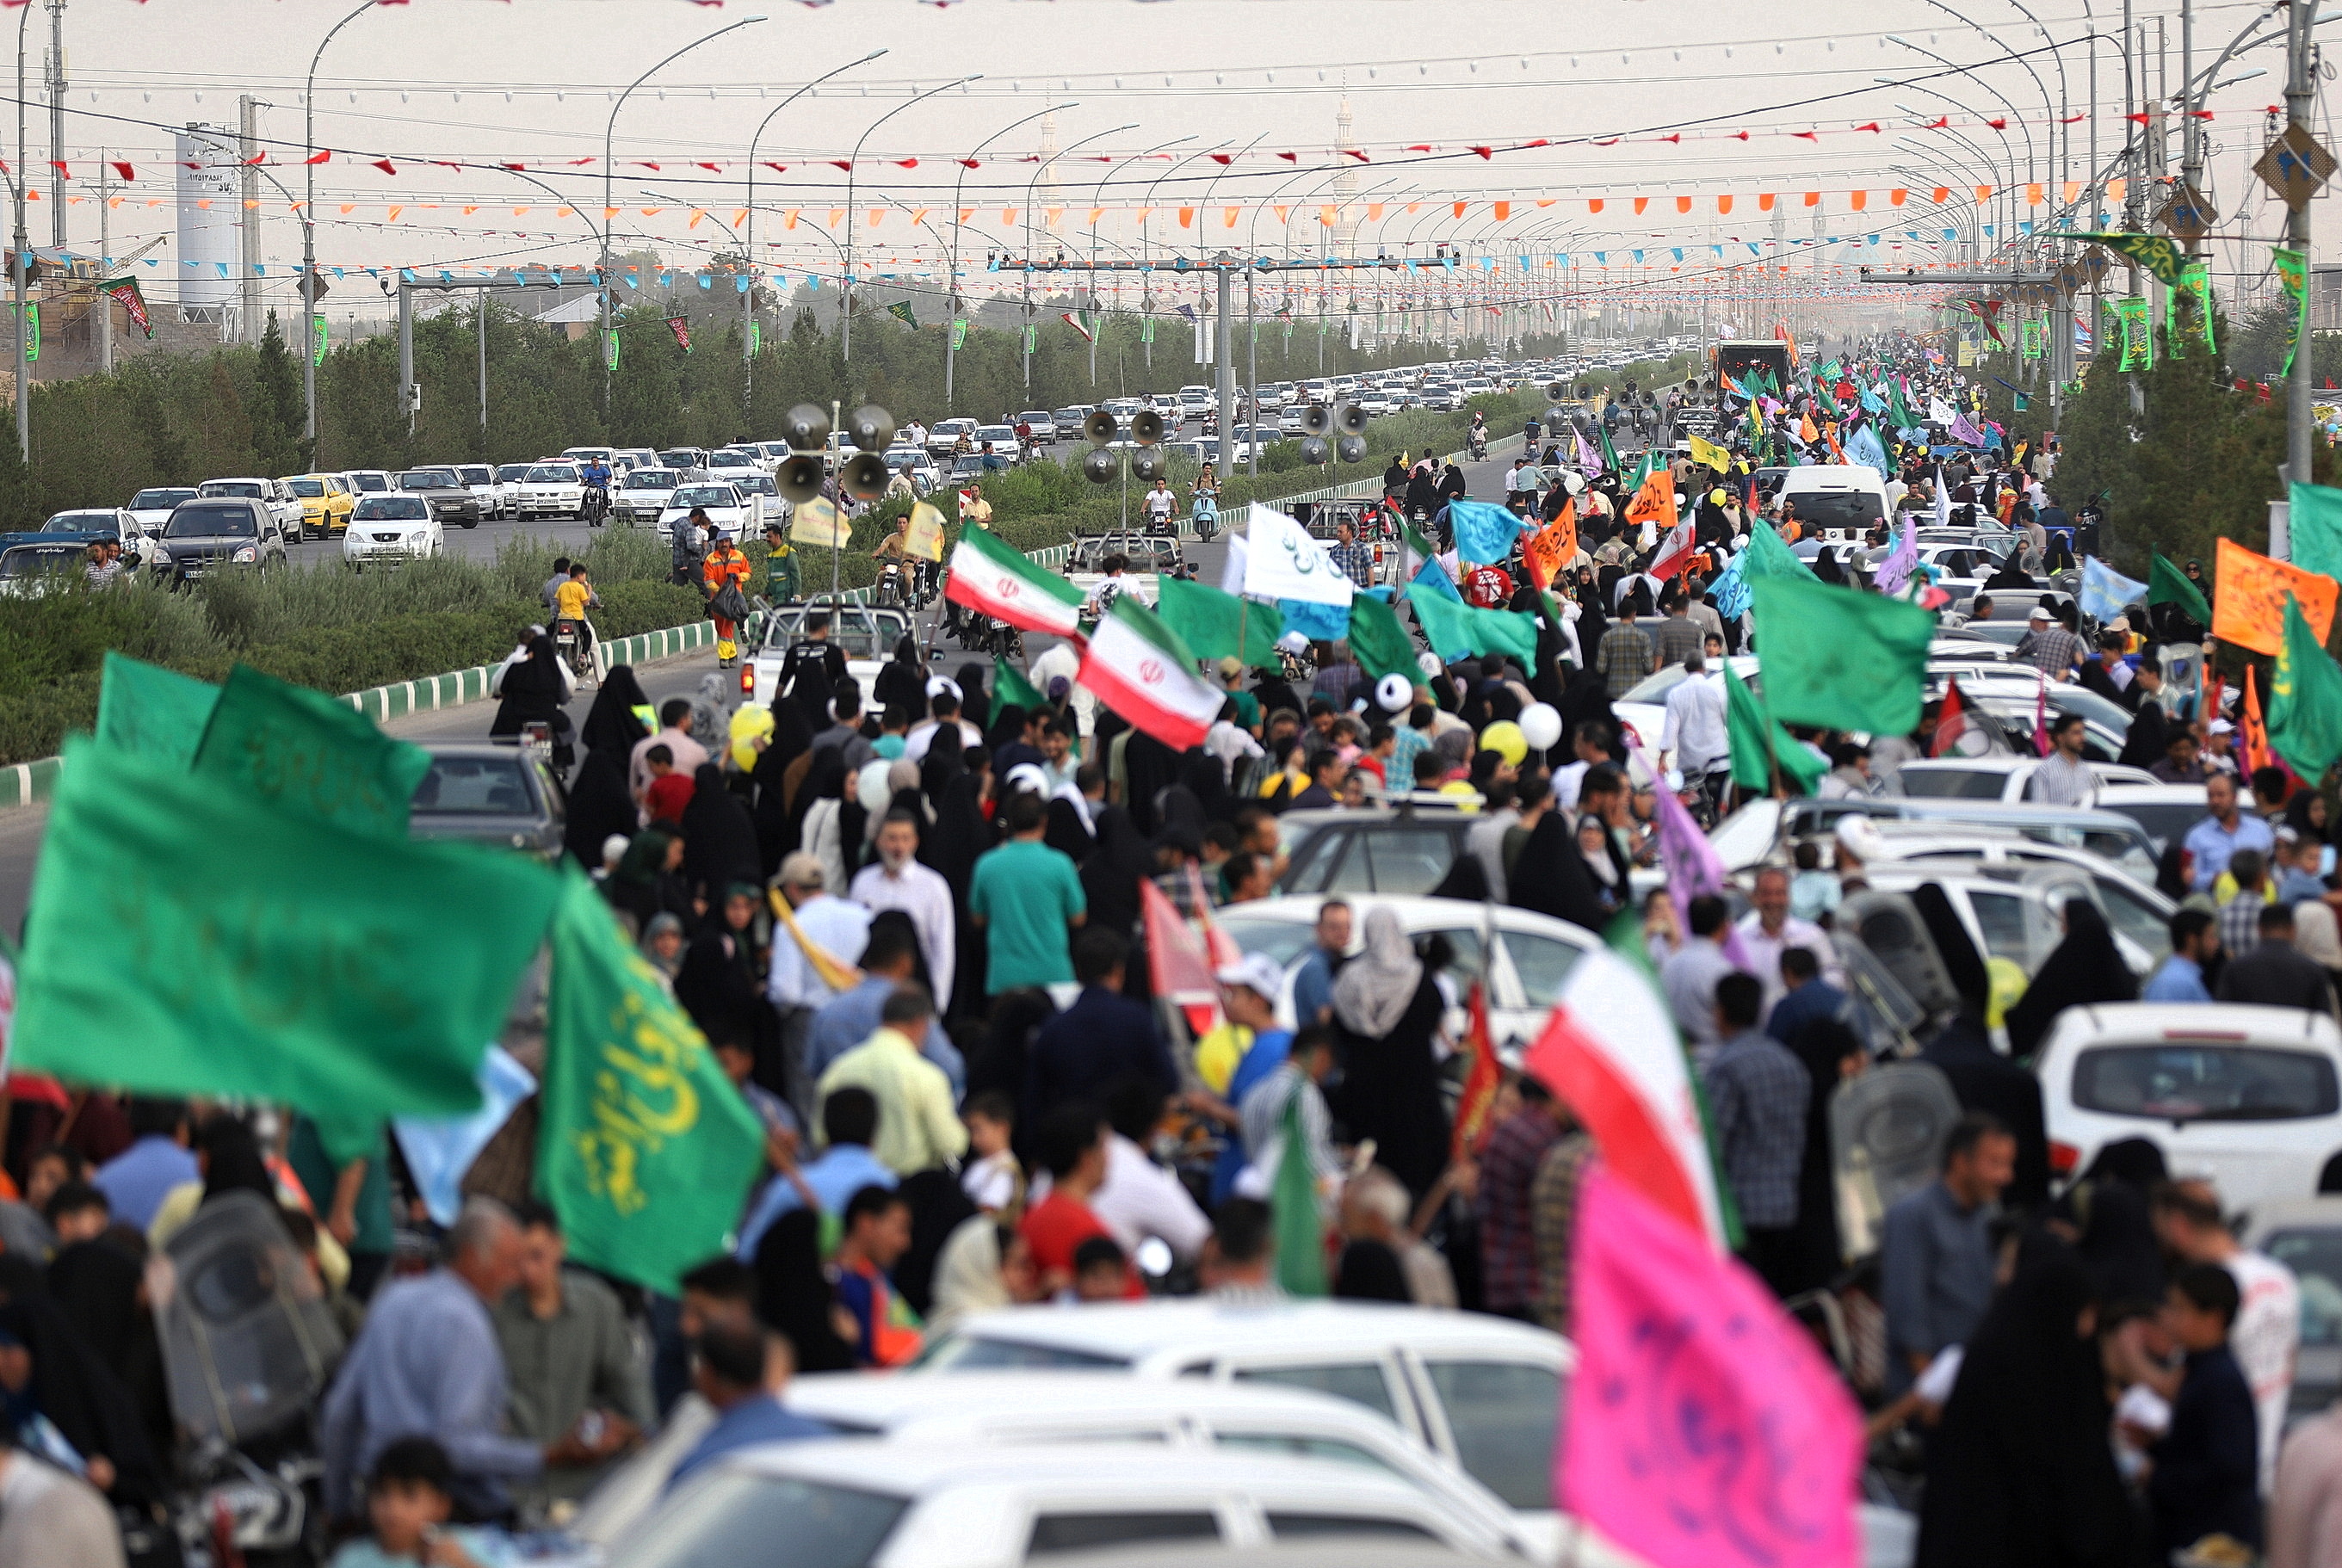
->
left=1776, top=463, right=1891, bottom=537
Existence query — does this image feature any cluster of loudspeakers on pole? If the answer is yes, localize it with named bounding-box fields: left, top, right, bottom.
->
left=774, top=402, right=899, bottom=505
left=1078, top=401, right=1372, bottom=489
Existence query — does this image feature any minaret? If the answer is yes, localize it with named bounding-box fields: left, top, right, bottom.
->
left=1038, top=110, right=1061, bottom=204
left=1333, top=96, right=1361, bottom=258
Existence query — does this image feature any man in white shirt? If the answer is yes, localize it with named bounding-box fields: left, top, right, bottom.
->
left=2152, top=1179, right=2300, bottom=1497
left=767, top=852, right=874, bottom=1112
left=1090, top=1083, right=1212, bottom=1264
left=902, top=686, right=985, bottom=762
left=1659, top=651, right=1728, bottom=785
left=1734, top=864, right=1838, bottom=1020
left=848, top=812, right=956, bottom=1006
left=2025, top=713, right=2097, bottom=809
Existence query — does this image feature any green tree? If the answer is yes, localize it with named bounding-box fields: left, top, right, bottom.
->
left=253, top=312, right=308, bottom=476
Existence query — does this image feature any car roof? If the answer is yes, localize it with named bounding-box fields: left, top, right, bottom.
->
left=2093, top=783, right=2207, bottom=803
left=2042, top=1001, right=2342, bottom=1053
left=715, top=1437, right=1449, bottom=1502
left=935, top=1299, right=1568, bottom=1365
left=785, top=1371, right=1410, bottom=1435
left=2244, top=1197, right=2342, bottom=1242
left=1895, top=757, right=2042, bottom=777
left=1038, top=1544, right=1495, bottom=1568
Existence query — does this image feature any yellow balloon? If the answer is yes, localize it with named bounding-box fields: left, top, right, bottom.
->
left=1479, top=720, right=1528, bottom=768
left=728, top=702, right=775, bottom=773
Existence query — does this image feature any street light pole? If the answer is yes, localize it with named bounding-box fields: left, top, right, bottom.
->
left=303, top=0, right=380, bottom=453
left=1013, top=121, right=1128, bottom=388
left=2284, top=0, right=2315, bottom=553
left=602, top=14, right=769, bottom=415
left=842, top=75, right=981, bottom=362
left=745, top=50, right=886, bottom=415
left=947, top=102, right=1073, bottom=410
left=11, top=2, right=31, bottom=460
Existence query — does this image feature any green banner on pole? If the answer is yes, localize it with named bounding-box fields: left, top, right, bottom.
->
left=603, top=327, right=620, bottom=371
left=747, top=318, right=761, bottom=356
left=312, top=313, right=327, bottom=368
left=1023, top=324, right=1036, bottom=353
left=16, top=301, right=36, bottom=364
left=1140, top=317, right=1155, bottom=345
left=950, top=318, right=967, bottom=350
left=2277, top=246, right=2309, bottom=376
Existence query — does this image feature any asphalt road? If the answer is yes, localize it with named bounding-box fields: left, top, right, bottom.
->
left=287, top=507, right=641, bottom=567
left=0, top=445, right=1523, bottom=932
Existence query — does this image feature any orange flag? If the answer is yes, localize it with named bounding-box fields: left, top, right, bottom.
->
left=1799, top=412, right=1819, bottom=443
left=1523, top=502, right=1578, bottom=590
left=2243, top=665, right=2276, bottom=776
left=2212, top=537, right=2339, bottom=657
left=1623, top=468, right=1677, bottom=530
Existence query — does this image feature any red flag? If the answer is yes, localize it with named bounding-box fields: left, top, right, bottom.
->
left=2244, top=666, right=2277, bottom=776
left=1450, top=981, right=1501, bottom=1162
left=1931, top=677, right=1969, bottom=756
left=1141, top=878, right=1220, bottom=1039
left=306, top=150, right=333, bottom=165
left=372, top=158, right=397, bottom=176
left=108, top=160, right=133, bottom=181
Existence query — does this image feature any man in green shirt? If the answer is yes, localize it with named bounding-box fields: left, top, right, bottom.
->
left=763, top=522, right=800, bottom=603
left=967, top=792, right=1087, bottom=994
left=1217, top=657, right=1262, bottom=735
left=287, top=1117, right=395, bottom=1301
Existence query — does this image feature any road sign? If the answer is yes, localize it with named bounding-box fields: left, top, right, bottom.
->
left=2154, top=183, right=2217, bottom=243
left=2254, top=124, right=2337, bottom=213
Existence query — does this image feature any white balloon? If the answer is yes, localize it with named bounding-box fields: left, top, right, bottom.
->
left=1519, top=701, right=1563, bottom=751
left=1415, top=651, right=1444, bottom=678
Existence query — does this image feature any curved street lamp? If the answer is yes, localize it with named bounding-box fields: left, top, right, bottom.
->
left=842, top=76, right=983, bottom=361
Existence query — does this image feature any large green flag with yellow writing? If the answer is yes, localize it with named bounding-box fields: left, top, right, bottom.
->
left=1346, top=590, right=1421, bottom=686
left=538, top=872, right=764, bottom=1293
left=192, top=664, right=433, bottom=838
left=14, top=736, right=559, bottom=1117
left=1751, top=576, right=1934, bottom=736
left=2270, top=593, right=2342, bottom=787
left=96, top=652, right=219, bottom=769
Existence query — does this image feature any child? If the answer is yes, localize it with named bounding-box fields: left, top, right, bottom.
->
left=330, top=1436, right=497, bottom=1568
left=1789, top=841, right=1841, bottom=925
left=641, top=744, right=693, bottom=825
left=2148, top=1263, right=2261, bottom=1563
left=1072, top=1236, right=1129, bottom=1303
left=961, top=1091, right=1023, bottom=1214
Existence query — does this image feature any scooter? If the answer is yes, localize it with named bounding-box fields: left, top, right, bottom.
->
left=875, top=560, right=906, bottom=608
left=1191, top=495, right=1220, bottom=542
left=1468, top=429, right=1488, bottom=462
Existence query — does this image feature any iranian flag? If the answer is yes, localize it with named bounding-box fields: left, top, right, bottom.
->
left=1061, top=309, right=1096, bottom=343
left=944, top=525, right=1083, bottom=637
left=1077, top=595, right=1223, bottom=751
left=1648, top=520, right=1697, bottom=582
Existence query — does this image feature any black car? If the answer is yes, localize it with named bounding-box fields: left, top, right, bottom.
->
left=396, top=468, right=483, bottom=529
left=1275, top=806, right=1476, bottom=896
left=150, top=498, right=287, bottom=584
left=409, top=745, right=568, bottom=861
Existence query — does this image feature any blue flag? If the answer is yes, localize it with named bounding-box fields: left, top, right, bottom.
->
left=1277, top=597, right=1352, bottom=642
left=1709, top=548, right=1753, bottom=622
left=2079, top=557, right=2148, bottom=625
left=392, top=1046, right=538, bottom=1227
left=1846, top=423, right=1892, bottom=481
left=1411, top=554, right=1463, bottom=604
left=1449, top=498, right=1530, bottom=567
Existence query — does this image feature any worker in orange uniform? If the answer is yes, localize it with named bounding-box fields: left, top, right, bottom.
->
left=702, top=527, right=754, bottom=668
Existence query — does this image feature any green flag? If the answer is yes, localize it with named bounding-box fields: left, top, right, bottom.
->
left=1724, top=664, right=1827, bottom=794
left=14, top=736, right=559, bottom=1119
left=192, top=664, right=433, bottom=840
left=2270, top=593, right=2342, bottom=786
left=886, top=299, right=918, bottom=328
left=539, top=872, right=765, bottom=1293
left=1271, top=1090, right=1326, bottom=1298
left=95, top=651, right=219, bottom=769
left=1751, top=576, right=1933, bottom=736
left=992, top=656, right=1047, bottom=713
left=2277, top=246, right=2310, bottom=375
left=2148, top=553, right=2212, bottom=627
left=1154, top=575, right=1287, bottom=668
left=1406, top=582, right=1538, bottom=666
left=1740, top=522, right=1818, bottom=585
left=2074, top=230, right=2189, bottom=287
left=1887, top=378, right=1920, bottom=432
left=1346, top=591, right=1421, bottom=685
left=1596, top=421, right=1621, bottom=476
left=2291, top=482, right=2342, bottom=584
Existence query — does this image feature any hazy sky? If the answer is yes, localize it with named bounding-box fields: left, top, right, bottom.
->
left=25, top=0, right=2323, bottom=318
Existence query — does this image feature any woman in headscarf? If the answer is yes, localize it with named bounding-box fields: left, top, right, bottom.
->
left=1779, top=1017, right=1867, bottom=1297
left=1080, top=804, right=1152, bottom=943
left=637, top=911, right=686, bottom=991
left=1575, top=812, right=1624, bottom=917
left=919, top=720, right=967, bottom=811
left=926, top=1218, right=1044, bottom=1336
left=0, top=1278, right=165, bottom=1504
left=675, top=883, right=767, bottom=1049
left=791, top=750, right=853, bottom=898
left=1915, top=1234, right=2133, bottom=1568
left=874, top=635, right=925, bottom=719
left=751, top=697, right=818, bottom=878
left=1177, top=748, right=1234, bottom=827
left=2061, top=1137, right=2168, bottom=1312
left=606, top=827, right=691, bottom=932
left=920, top=734, right=989, bottom=899
left=564, top=744, right=639, bottom=872
left=579, top=664, right=652, bottom=756
left=2001, top=899, right=2137, bottom=1060
left=955, top=660, right=992, bottom=732
left=489, top=633, right=574, bottom=762
left=1810, top=546, right=1846, bottom=586
left=1329, top=908, right=1451, bottom=1200
left=1043, top=792, right=1095, bottom=863
left=749, top=1208, right=854, bottom=1374
left=2296, top=899, right=2342, bottom=991
left=1505, top=811, right=1610, bottom=935
left=2287, top=787, right=2333, bottom=847
left=1120, top=730, right=1186, bottom=836
left=678, top=762, right=761, bottom=905
left=1554, top=661, right=1615, bottom=749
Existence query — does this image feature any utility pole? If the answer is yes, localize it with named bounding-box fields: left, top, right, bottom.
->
left=1214, top=259, right=1234, bottom=474
left=95, top=153, right=108, bottom=373
left=43, top=0, right=62, bottom=250
left=2283, top=0, right=2317, bottom=557
left=238, top=94, right=260, bottom=346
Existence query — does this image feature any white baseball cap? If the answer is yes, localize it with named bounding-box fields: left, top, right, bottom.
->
left=1214, top=953, right=1286, bottom=1000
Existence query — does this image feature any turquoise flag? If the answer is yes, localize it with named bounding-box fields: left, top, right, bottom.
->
left=1411, top=554, right=1464, bottom=604
left=1407, top=581, right=1538, bottom=665
left=2291, top=481, right=2342, bottom=584
left=1449, top=499, right=1530, bottom=567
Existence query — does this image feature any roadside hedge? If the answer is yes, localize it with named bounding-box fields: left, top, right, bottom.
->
left=0, top=528, right=704, bottom=764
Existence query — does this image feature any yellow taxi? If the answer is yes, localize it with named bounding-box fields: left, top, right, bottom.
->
left=283, top=473, right=356, bottom=540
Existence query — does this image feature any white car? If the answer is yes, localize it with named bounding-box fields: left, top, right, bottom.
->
left=656, top=482, right=750, bottom=541
left=1012, top=411, right=1060, bottom=443
left=454, top=463, right=501, bottom=519
left=197, top=477, right=304, bottom=537
left=342, top=493, right=442, bottom=567
left=37, top=507, right=153, bottom=567
left=971, top=424, right=1022, bottom=461
left=745, top=603, right=910, bottom=701
left=884, top=445, right=941, bottom=496
left=1891, top=756, right=2160, bottom=803
left=491, top=463, right=535, bottom=518
left=343, top=468, right=395, bottom=497
left=927, top=417, right=978, bottom=457
left=729, top=471, right=783, bottom=528
left=2094, top=782, right=2211, bottom=855
left=126, top=486, right=197, bottom=536
left=610, top=1441, right=1521, bottom=1568
left=706, top=448, right=763, bottom=485
left=776, top=1375, right=1541, bottom=1559
left=2036, top=1003, right=2342, bottom=1211
left=560, top=445, right=616, bottom=469
left=612, top=466, right=682, bottom=527
left=515, top=461, right=584, bottom=520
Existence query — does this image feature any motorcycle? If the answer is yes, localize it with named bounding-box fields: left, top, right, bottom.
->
left=1467, top=429, right=1488, bottom=462
left=1191, top=495, right=1220, bottom=542
left=875, top=560, right=905, bottom=608
left=581, top=484, right=610, bottom=527
left=552, top=617, right=596, bottom=687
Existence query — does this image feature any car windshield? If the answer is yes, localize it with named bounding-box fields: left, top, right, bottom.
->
left=2263, top=1227, right=2342, bottom=1345
left=164, top=504, right=257, bottom=538
left=658, top=452, right=699, bottom=468
left=711, top=452, right=754, bottom=467
left=673, top=486, right=738, bottom=509
left=0, top=546, right=82, bottom=578
left=2072, top=1044, right=2341, bottom=1122
left=287, top=480, right=326, bottom=498
left=457, top=466, right=491, bottom=485
left=1783, top=492, right=1885, bottom=530
left=41, top=513, right=111, bottom=532
left=624, top=470, right=679, bottom=491
left=198, top=481, right=263, bottom=499
left=412, top=755, right=533, bottom=814
left=974, top=427, right=1014, bottom=441
left=130, top=488, right=195, bottom=510
left=608, top=1473, right=907, bottom=1568
left=734, top=475, right=776, bottom=495
left=1900, top=768, right=2012, bottom=800
left=917, top=1333, right=1132, bottom=1371
left=355, top=497, right=429, bottom=522
left=496, top=466, right=532, bottom=482
left=399, top=472, right=458, bottom=490
left=525, top=466, right=578, bottom=483
left=349, top=472, right=390, bottom=491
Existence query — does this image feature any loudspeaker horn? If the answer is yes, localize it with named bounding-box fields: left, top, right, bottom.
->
left=776, top=454, right=825, bottom=504
left=1299, top=404, right=1333, bottom=436
left=1574, top=382, right=1591, bottom=399
left=1130, top=408, right=1166, bottom=445
left=846, top=404, right=896, bottom=451
left=838, top=451, right=891, bottom=501
left=782, top=404, right=831, bottom=450
left=1083, top=410, right=1120, bottom=447
left=1129, top=450, right=1165, bottom=483
left=1299, top=435, right=1331, bottom=465
left=1334, top=404, right=1369, bottom=436
left=1546, top=381, right=1568, bottom=401
left=1335, top=434, right=1367, bottom=465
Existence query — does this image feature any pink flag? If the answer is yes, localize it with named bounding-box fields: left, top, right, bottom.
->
left=1560, top=1170, right=1864, bottom=1568
left=1634, top=745, right=1753, bottom=970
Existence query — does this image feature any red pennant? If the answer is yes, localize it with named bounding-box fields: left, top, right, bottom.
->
left=1733, top=131, right=1750, bottom=140
left=1660, top=133, right=1680, bottom=144
left=1405, top=144, right=1431, bottom=151
left=372, top=158, right=397, bottom=175
left=1470, top=145, right=1493, bottom=158
left=2128, top=111, right=2152, bottom=124
left=1592, top=138, right=1620, bottom=146
left=1987, top=117, right=2007, bottom=129
left=1519, top=139, right=1549, bottom=148
left=830, top=159, right=852, bottom=170
left=955, top=158, right=979, bottom=169
left=1209, top=153, right=1232, bottom=164
left=695, top=161, right=720, bottom=170
left=1276, top=151, right=1296, bottom=162
left=565, top=157, right=595, bottom=166
left=500, top=162, right=528, bottom=170
left=1342, top=149, right=1369, bottom=161
left=2060, top=112, right=2086, bottom=123
left=635, top=161, right=661, bottom=170
left=893, top=157, right=918, bottom=167
left=46, top=160, right=67, bottom=177
left=1792, top=132, right=1818, bottom=140
left=1925, top=116, right=1948, bottom=128
left=109, top=160, right=133, bottom=181
left=2189, top=109, right=2215, bottom=120
left=1855, top=121, right=1881, bottom=133
left=762, top=162, right=788, bottom=173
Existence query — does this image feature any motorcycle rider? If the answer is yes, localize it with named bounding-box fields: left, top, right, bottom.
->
left=1468, top=410, right=1488, bottom=460
left=553, top=561, right=600, bottom=667
left=580, top=455, right=613, bottom=525
left=763, top=522, right=800, bottom=604
left=1142, top=477, right=1177, bottom=529
left=1190, top=464, right=1220, bottom=540
left=870, top=515, right=911, bottom=604
left=702, top=528, right=752, bottom=668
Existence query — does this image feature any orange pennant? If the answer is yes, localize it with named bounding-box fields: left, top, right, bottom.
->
left=1623, top=468, right=1676, bottom=531
left=1523, top=502, right=1578, bottom=590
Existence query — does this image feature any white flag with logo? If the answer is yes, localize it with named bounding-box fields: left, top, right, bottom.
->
left=1241, top=503, right=1355, bottom=608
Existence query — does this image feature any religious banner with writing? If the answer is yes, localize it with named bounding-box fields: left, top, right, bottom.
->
left=2276, top=246, right=2310, bottom=375
left=664, top=313, right=692, bottom=353
left=2211, top=536, right=2340, bottom=657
